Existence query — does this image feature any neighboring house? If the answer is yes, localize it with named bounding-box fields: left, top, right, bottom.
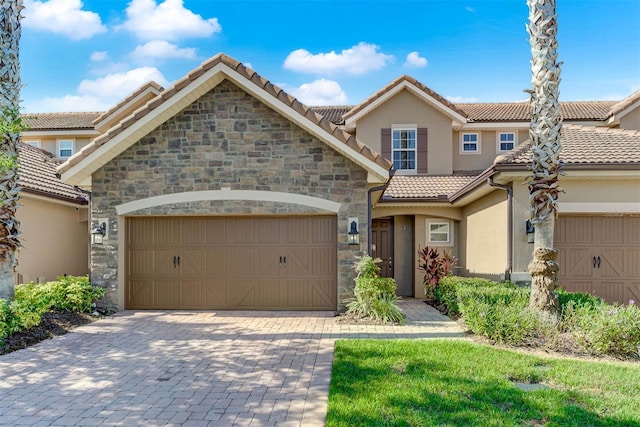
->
left=16, top=142, right=89, bottom=284
left=50, top=53, right=638, bottom=310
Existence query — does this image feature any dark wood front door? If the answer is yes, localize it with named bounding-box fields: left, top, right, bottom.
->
left=371, top=218, right=394, bottom=277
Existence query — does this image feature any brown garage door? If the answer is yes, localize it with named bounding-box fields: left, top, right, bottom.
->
left=555, top=215, right=640, bottom=304
left=126, top=216, right=337, bottom=310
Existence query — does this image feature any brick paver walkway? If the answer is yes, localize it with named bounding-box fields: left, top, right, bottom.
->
left=0, top=299, right=466, bottom=426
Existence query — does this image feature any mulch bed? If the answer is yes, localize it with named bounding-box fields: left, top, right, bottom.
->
left=0, top=311, right=102, bottom=355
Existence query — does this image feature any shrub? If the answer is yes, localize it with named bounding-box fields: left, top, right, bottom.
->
left=435, top=276, right=515, bottom=317
left=46, top=276, right=104, bottom=313
left=458, top=286, right=541, bottom=344
left=345, top=255, right=404, bottom=324
left=417, top=246, right=457, bottom=299
left=563, top=302, right=640, bottom=357
left=557, top=288, right=603, bottom=310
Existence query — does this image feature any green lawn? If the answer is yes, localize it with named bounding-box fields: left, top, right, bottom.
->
left=326, top=340, right=640, bottom=427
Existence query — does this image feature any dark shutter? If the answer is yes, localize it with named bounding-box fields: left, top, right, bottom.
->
left=417, top=128, right=428, bottom=174
left=381, top=128, right=391, bottom=163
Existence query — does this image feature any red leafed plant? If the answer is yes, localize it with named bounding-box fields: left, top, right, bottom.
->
left=417, top=246, right=457, bottom=299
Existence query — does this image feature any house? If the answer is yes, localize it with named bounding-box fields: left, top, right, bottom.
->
left=15, top=140, right=90, bottom=284
left=51, top=53, right=638, bottom=310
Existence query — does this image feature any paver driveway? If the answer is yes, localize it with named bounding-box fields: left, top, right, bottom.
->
left=0, top=299, right=466, bottom=426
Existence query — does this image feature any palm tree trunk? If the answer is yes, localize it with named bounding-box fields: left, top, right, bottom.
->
left=0, top=0, right=23, bottom=301
left=526, top=0, right=562, bottom=319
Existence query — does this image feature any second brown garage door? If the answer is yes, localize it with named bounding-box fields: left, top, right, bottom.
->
left=555, top=215, right=640, bottom=305
left=126, top=216, right=337, bottom=310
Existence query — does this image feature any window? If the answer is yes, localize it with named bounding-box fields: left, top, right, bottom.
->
left=23, top=140, right=40, bottom=148
left=392, top=128, right=416, bottom=170
left=58, top=140, right=74, bottom=158
left=461, top=133, right=479, bottom=153
left=428, top=222, right=450, bottom=244
left=498, top=132, right=516, bottom=152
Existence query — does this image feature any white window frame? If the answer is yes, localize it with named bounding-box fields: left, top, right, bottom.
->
left=427, top=221, right=453, bottom=246
left=391, top=127, right=417, bottom=172
left=57, top=139, right=74, bottom=159
left=23, top=140, right=40, bottom=148
left=497, top=132, right=516, bottom=153
left=460, top=132, right=480, bottom=154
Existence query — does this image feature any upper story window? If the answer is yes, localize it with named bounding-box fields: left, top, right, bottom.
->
left=392, top=128, right=416, bottom=170
left=498, top=132, right=516, bottom=152
left=461, top=133, right=480, bottom=154
left=58, top=140, right=74, bottom=159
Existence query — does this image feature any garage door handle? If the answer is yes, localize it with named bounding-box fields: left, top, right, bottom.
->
left=593, top=256, right=596, bottom=268
left=283, top=256, right=286, bottom=264
left=173, top=256, right=177, bottom=268
left=596, top=256, right=600, bottom=269
left=177, top=256, right=181, bottom=267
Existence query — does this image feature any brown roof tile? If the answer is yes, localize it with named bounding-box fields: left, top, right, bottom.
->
left=23, top=112, right=102, bottom=130
left=58, top=53, right=392, bottom=176
left=456, top=101, right=617, bottom=121
left=18, top=143, right=88, bottom=204
left=343, top=75, right=468, bottom=121
left=310, top=106, right=354, bottom=125
left=383, top=173, right=479, bottom=199
left=495, top=124, right=640, bottom=165
left=92, top=81, right=163, bottom=125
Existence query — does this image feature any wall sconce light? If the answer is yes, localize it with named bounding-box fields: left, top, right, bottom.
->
left=347, top=217, right=359, bottom=246
left=91, top=220, right=107, bottom=245
left=525, top=219, right=535, bottom=244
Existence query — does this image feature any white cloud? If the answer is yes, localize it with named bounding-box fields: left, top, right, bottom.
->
left=279, top=79, right=348, bottom=106
left=446, top=95, right=480, bottom=103
left=25, top=67, right=169, bottom=112
left=404, top=51, right=428, bottom=68
left=465, top=6, right=475, bottom=13
left=120, top=0, right=221, bottom=41
left=90, top=51, right=108, bottom=62
left=23, top=0, right=106, bottom=40
left=283, top=42, right=393, bottom=75
left=131, top=40, right=197, bottom=61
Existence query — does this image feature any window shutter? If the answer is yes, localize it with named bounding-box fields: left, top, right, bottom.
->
left=417, top=128, right=428, bottom=174
left=381, top=128, right=391, bottom=161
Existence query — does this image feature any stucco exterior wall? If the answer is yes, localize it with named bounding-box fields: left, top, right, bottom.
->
left=392, top=215, right=414, bottom=296
left=20, top=136, right=93, bottom=160
left=619, top=108, right=640, bottom=131
left=16, top=196, right=89, bottom=284
left=452, top=129, right=528, bottom=172
left=90, top=80, right=369, bottom=310
left=459, top=189, right=508, bottom=280
left=354, top=90, right=454, bottom=175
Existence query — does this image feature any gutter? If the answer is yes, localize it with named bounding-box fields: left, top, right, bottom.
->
left=367, top=169, right=395, bottom=254
left=487, top=175, right=512, bottom=281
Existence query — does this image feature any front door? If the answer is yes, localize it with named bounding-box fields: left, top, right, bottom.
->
left=371, top=218, right=394, bottom=277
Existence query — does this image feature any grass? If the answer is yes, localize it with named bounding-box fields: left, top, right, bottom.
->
left=326, top=340, right=640, bottom=427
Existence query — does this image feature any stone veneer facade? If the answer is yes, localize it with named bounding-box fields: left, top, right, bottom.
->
left=90, top=80, right=369, bottom=310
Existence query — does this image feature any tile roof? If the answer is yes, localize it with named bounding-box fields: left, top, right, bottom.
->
left=22, top=112, right=102, bottom=130
left=608, top=90, right=640, bottom=117
left=342, top=75, right=469, bottom=121
left=495, top=124, right=640, bottom=165
left=383, top=173, right=480, bottom=199
left=92, top=81, right=164, bottom=126
left=18, top=142, right=88, bottom=204
left=314, top=100, right=621, bottom=124
left=310, top=105, right=354, bottom=125
left=58, top=53, right=392, bottom=176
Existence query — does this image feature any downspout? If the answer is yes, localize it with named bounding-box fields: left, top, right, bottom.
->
left=367, top=169, right=395, bottom=254
left=487, top=176, right=512, bottom=281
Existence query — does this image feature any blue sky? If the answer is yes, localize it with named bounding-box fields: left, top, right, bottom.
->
left=21, top=0, right=640, bottom=113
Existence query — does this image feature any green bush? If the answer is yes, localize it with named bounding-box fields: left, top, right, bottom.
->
left=557, top=288, right=603, bottom=310
left=0, top=276, right=104, bottom=344
left=563, top=302, right=640, bottom=357
left=435, top=276, right=516, bottom=317
left=345, top=255, right=404, bottom=324
left=458, top=286, right=541, bottom=344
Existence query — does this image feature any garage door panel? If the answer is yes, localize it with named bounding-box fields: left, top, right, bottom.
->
left=154, top=280, right=181, bottom=308
left=627, top=283, right=640, bottom=305
left=555, top=215, right=639, bottom=306
left=127, top=280, right=152, bottom=308
left=126, top=216, right=337, bottom=310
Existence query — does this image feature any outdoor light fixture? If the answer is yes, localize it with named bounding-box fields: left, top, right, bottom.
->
left=525, top=219, right=535, bottom=244
left=91, top=221, right=107, bottom=245
left=348, top=218, right=360, bottom=246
